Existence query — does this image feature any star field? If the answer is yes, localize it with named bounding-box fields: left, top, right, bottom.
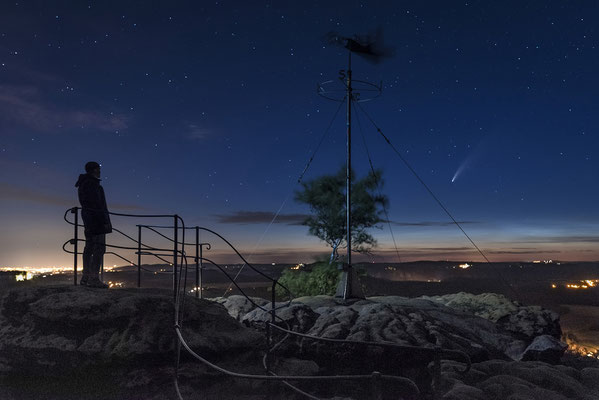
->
left=0, top=1, right=598, bottom=268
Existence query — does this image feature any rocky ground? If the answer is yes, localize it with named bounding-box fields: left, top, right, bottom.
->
left=0, top=286, right=597, bottom=399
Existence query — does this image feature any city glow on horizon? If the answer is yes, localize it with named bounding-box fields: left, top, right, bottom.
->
left=0, top=264, right=120, bottom=275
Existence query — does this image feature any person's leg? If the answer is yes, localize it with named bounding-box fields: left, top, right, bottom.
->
left=87, top=234, right=108, bottom=288
left=81, top=231, right=93, bottom=285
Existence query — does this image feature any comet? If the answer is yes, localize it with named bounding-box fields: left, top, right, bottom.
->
left=451, top=160, right=468, bottom=183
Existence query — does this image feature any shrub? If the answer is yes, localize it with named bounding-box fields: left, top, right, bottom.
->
left=276, top=261, right=342, bottom=298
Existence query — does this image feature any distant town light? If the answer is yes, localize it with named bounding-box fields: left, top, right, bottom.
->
left=15, top=272, right=33, bottom=281
left=458, top=263, right=471, bottom=269
left=563, top=279, right=599, bottom=290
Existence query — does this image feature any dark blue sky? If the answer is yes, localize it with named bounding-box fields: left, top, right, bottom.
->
left=1, top=1, right=598, bottom=268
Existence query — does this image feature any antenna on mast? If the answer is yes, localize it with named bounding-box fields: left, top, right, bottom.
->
left=317, top=28, right=390, bottom=300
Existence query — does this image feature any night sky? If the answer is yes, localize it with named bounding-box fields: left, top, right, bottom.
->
left=1, top=1, right=598, bottom=269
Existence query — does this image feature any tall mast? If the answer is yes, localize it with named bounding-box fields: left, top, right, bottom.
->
left=346, top=50, right=352, bottom=275
left=336, top=50, right=364, bottom=300
left=318, top=31, right=384, bottom=300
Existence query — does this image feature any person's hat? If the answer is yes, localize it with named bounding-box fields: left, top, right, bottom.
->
left=85, top=161, right=101, bottom=173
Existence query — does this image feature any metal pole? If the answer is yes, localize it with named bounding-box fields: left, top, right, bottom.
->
left=433, top=346, right=442, bottom=396
left=335, top=50, right=364, bottom=300
left=199, top=245, right=204, bottom=299
left=137, top=225, right=142, bottom=288
left=195, top=226, right=199, bottom=299
left=173, top=215, right=178, bottom=300
left=73, top=207, right=78, bottom=285
left=371, top=371, right=382, bottom=400
left=345, top=51, right=353, bottom=299
left=346, top=51, right=352, bottom=266
left=271, top=279, right=277, bottom=326
left=267, top=278, right=277, bottom=399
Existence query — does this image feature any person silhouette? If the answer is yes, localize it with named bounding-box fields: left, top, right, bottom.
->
left=75, top=161, right=112, bottom=288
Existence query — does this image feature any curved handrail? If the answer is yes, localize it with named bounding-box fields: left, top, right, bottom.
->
left=63, top=206, right=177, bottom=226
left=174, top=326, right=420, bottom=396
left=174, top=252, right=422, bottom=399
left=63, top=241, right=175, bottom=274
left=199, top=257, right=292, bottom=312
left=105, top=251, right=134, bottom=266
left=141, top=225, right=212, bottom=249
left=63, top=238, right=174, bottom=254
left=61, top=206, right=455, bottom=399
left=139, top=224, right=293, bottom=303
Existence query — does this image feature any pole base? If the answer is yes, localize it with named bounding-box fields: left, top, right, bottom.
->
left=335, top=266, right=365, bottom=300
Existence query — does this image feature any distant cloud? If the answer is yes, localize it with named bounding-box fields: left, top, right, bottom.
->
left=518, top=236, right=599, bottom=244
left=390, top=221, right=479, bottom=227
left=0, top=182, right=72, bottom=207
left=486, top=249, right=561, bottom=255
left=214, top=210, right=310, bottom=225
left=415, top=246, right=473, bottom=251
left=0, top=182, right=144, bottom=211
left=370, top=247, right=478, bottom=260
left=0, top=84, right=128, bottom=133
left=187, top=124, right=211, bottom=140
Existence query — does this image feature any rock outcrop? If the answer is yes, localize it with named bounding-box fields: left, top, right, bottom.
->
left=0, top=286, right=264, bottom=399
left=441, top=359, right=599, bottom=400
left=521, top=334, right=569, bottom=364
left=424, top=292, right=561, bottom=339
left=2, top=287, right=597, bottom=400
left=235, top=295, right=550, bottom=364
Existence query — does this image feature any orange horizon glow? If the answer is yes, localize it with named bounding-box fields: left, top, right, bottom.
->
left=2, top=250, right=599, bottom=272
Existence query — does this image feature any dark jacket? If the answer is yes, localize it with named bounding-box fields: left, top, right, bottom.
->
left=75, top=173, right=112, bottom=235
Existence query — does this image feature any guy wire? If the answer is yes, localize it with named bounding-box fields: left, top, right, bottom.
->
left=222, top=100, right=345, bottom=296
left=355, top=102, right=521, bottom=301
left=352, top=101, right=402, bottom=264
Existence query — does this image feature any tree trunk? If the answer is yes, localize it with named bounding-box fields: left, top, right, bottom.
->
left=329, top=243, right=339, bottom=264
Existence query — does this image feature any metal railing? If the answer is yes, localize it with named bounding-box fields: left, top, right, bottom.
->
left=63, top=206, right=471, bottom=400
left=63, top=207, right=210, bottom=298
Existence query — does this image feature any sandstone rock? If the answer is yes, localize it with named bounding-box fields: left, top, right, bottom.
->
left=242, top=295, right=526, bottom=365
left=425, top=292, right=561, bottom=339
left=211, top=295, right=269, bottom=321
left=439, top=359, right=599, bottom=400
left=242, top=302, right=319, bottom=333
left=0, top=286, right=264, bottom=399
left=520, top=334, right=568, bottom=364
left=3, top=287, right=587, bottom=400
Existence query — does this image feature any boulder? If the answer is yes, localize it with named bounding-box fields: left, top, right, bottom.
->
left=520, top=334, right=568, bottom=364
left=243, top=302, right=319, bottom=333
left=241, top=295, right=528, bottom=366
left=0, top=286, right=264, bottom=399
left=440, top=359, right=599, bottom=400
left=211, top=295, right=269, bottom=321
left=425, top=292, right=561, bottom=339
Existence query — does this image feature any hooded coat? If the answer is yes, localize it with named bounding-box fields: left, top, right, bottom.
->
left=75, top=173, right=112, bottom=235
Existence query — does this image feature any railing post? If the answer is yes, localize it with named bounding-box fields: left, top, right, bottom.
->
left=371, top=371, right=382, bottom=400
left=433, top=346, right=442, bottom=397
left=195, top=226, right=199, bottom=299
left=137, top=225, right=142, bottom=288
left=72, top=207, right=78, bottom=285
left=267, top=280, right=276, bottom=400
left=173, top=215, right=178, bottom=300
left=271, top=279, right=276, bottom=326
